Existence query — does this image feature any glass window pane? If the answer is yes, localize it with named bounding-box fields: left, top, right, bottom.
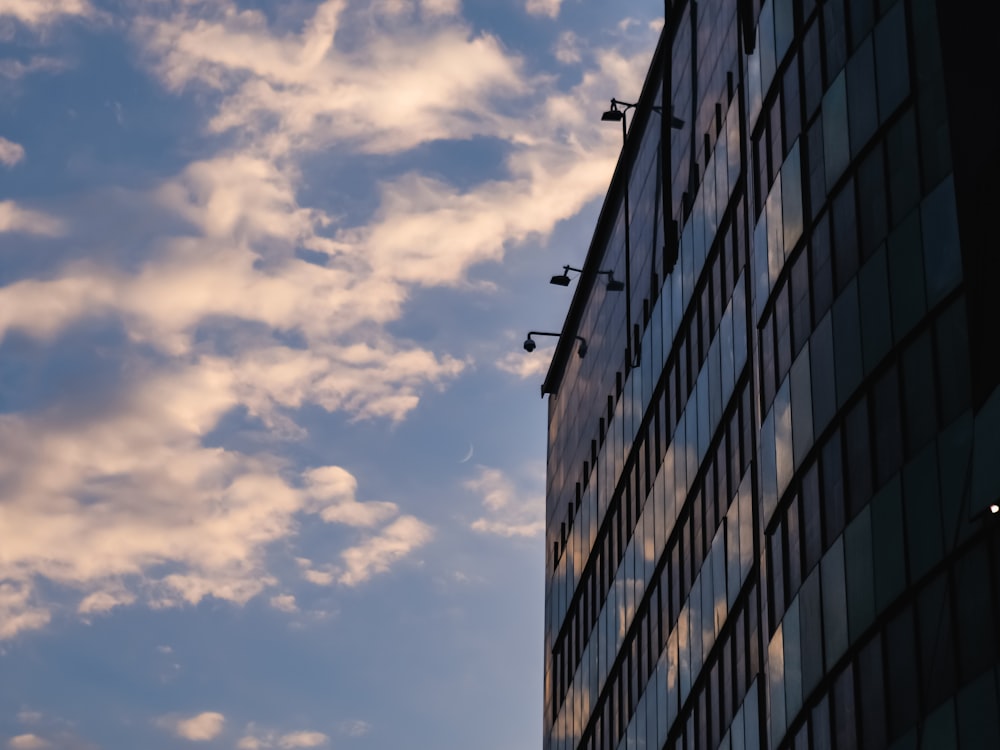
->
left=798, top=566, right=823, bottom=695
left=846, top=35, right=878, bottom=155
left=917, top=573, right=957, bottom=709
left=783, top=596, right=803, bottom=722
left=921, top=176, right=963, bottom=306
left=886, top=110, right=920, bottom=224
left=823, top=0, right=848, bottom=83
left=923, top=699, right=958, bottom=750
left=812, top=694, right=832, bottom=750
left=902, top=332, right=938, bottom=456
left=887, top=209, right=926, bottom=340
left=810, top=214, right=833, bottom=321
left=782, top=141, right=803, bottom=253
left=875, top=1, right=910, bottom=120
left=872, top=364, right=903, bottom=486
left=843, top=396, right=873, bottom=516
left=832, top=662, right=858, bottom=749
left=935, top=301, right=971, bottom=425
left=832, top=279, right=862, bottom=407
left=858, top=634, right=887, bottom=750
left=790, top=344, right=813, bottom=469
left=870, top=476, right=906, bottom=612
left=802, top=19, right=823, bottom=120
left=768, top=624, right=786, bottom=748
left=857, top=143, right=888, bottom=260
left=810, top=310, right=836, bottom=434
left=801, top=462, right=823, bottom=573
left=807, top=118, right=827, bottom=218
left=760, top=405, right=779, bottom=526
left=957, top=669, right=1000, bottom=749
left=821, top=434, right=847, bottom=547
left=845, top=505, right=875, bottom=641
left=955, top=545, right=999, bottom=682
left=831, top=179, right=858, bottom=292
left=822, top=71, right=850, bottom=191
left=859, top=246, right=893, bottom=375
left=821, top=536, right=848, bottom=665
left=905, top=441, right=949, bottom=581
left=850, top=0, right=875, bottom=48
left=886, top=606, right=919, bottom=739
left=774, top=377, right=794, bottom=497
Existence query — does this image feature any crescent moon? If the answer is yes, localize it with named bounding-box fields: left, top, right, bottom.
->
left=459, top=443, right=474, bottom=464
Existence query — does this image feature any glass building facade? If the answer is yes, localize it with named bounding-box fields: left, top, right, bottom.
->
left=541, top=1, right=1000, bottom=749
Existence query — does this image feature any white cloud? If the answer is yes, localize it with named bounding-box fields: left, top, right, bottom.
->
left=238, top=727, right=330, bottom=750
left=0, top=355, right=432, bottom=637
left=420, top=0, right=460, bottom=16
left=278, top=732, right=328, bottom=749
left=525, top=0, right=562, bottom=18
left=466, top=466, right=544, bottom=537
left=0, top=56, right=69, bottom=80
left=338, top=516, right=433, bottom=586
left=307, top=466, right=399, bottom=528
left=0, top=201, right=64, bottom=235
left=78, top=587, right=136, bottom=615
left=157, top=712, right=225, bottom=742
left=135, top=1, right=528, bottom=157
left=0, top=136, right=24, bottom=166
left=301, top=567, right=335, bottom=586
left=7, top=734, right=49, bottom=749
left=338, top=720, right=370, bottom=738
left=0, top=0, right=93, bottom=27
left=553, top=30, right=581, bottom=64
left=0, top=2, right=657, bottom=638
left=0, top=583, right=50, bottom=639
left=269, top=594, right=298, bottom=613
left=495, top=347, right=554, bottom=379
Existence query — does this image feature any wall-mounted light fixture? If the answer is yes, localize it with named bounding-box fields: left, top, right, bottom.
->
left=602, top=98, right=686, bottom=370
left=523, top=331, right=588, bottom=358
left=550, top=265, right=624, bottom=292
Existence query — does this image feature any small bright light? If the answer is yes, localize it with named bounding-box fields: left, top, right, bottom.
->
left=990, top=503, right=1000, bottom=515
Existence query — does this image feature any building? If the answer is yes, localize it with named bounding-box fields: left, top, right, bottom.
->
left=540, top=1, right=1000, bottom=749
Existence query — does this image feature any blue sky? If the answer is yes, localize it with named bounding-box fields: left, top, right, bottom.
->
left=0, top=1, right=659, bottom=747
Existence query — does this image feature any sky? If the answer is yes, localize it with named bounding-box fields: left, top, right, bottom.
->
left=0, top=1, right=660, bottom=748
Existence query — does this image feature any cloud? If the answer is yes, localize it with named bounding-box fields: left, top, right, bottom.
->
left=0, top=201, right=64, bottom=235
left=0, top=136, right=24, bottom=166
left=78, top=587, right=136, bottom=615
left=135, top=1, right=528, bottom=157
left=420, top=0, right=460, bottom=16
left=553, top=30, right=581, bottom=64
left=495, top=347, right=554, bottom=379
left=237, top=727, right=329, bottom=749
left=269, top=594, right=298, bottom=613
left=0, top=2, right=657, bottom=638
left=0, top=56, right=68, bottom=80
left=0, top=583, right=50, bottom=639
left=7, top=734, right=49, bottom=749
left=278, top=732, right=328, bottom=749
left=157, top=712, right=225, bottom=742
left=338, top=515, right=433, bottom=586
left=338, top=720, right=370, bottom=738
left=466, top=466, right=544, bottom=537
left=0, top=355, right=431, bottom=637
left=307, top=466, right=399, bottom=528
left=525, top=0, right=562, bottom=18
left=0, top=0, right=93, bottom=27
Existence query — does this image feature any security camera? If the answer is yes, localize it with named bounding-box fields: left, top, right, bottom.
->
left=523, top=338, right=536, bottom=352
